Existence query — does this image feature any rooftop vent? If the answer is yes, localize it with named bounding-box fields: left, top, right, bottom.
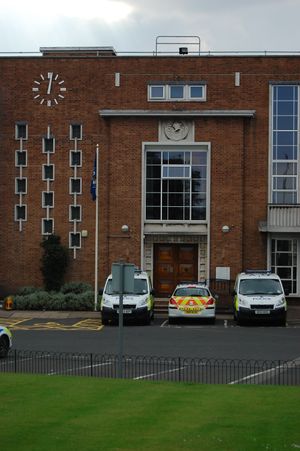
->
left=40, top=47, right=117, bottom=57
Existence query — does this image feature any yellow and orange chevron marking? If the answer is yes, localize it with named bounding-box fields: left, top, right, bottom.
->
left=173, top=296, right=213, bottom=307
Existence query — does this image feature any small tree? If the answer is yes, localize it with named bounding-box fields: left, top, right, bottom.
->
left=40, top=234, right=69, bottom=291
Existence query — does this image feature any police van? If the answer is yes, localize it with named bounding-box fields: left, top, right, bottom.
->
left=100, top=270, right=155, bottom=325
left=232, top=270, right=287, bottom=326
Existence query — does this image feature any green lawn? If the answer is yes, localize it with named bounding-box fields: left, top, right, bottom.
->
left=0, top=373, right=299, bottom=450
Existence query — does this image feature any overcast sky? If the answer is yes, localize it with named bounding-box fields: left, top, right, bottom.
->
left=1, top=0, right=300, bottom=54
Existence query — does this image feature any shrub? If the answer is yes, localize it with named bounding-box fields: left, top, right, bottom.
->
left=40, top=235, right=69, bottom=292
left=12, top=288, right=98, bottom=311
left=17, top=286, right=43, bottom=296
left=61, top=282, right=93, bottom=294
left=13, top=291, right=51, bottom=310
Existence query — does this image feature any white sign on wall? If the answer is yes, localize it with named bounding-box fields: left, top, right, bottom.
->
left=216, top=266, right=230, bottom=280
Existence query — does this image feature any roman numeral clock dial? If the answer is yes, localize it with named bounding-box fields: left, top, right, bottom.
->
left=32, top=72, right=67, bottom=107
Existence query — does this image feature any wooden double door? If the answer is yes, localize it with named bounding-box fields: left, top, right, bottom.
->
left=154, top=243, right=198, bottom=297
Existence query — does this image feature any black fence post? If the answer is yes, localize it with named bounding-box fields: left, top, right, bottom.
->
left=14, top=349, right=17, bottom=373
left=90, top=353, right=93, bottom=377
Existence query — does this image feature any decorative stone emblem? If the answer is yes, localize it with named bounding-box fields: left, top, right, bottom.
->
left=164, top=120, right=189, bottom=141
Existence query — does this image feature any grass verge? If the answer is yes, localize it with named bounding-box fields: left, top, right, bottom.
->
left=0, top=373, right=299, bottom=450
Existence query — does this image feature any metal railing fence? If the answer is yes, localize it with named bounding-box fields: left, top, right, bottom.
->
left=1, top=350, right=299, bottom=386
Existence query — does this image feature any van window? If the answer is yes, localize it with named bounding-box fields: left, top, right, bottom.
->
left=105, top=278, right=148, bottom=295
left=174, top=287, right=210, bottom=297
left=239, top=279, right=283, bottom=295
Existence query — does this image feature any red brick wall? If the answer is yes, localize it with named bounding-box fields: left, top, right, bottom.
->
left=0, top=55, right=299, bottom=294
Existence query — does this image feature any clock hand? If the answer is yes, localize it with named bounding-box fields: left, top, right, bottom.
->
left=47, top=72, right=53, bottom=95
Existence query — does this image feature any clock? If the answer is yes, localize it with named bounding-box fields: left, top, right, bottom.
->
left=164, top=120, right=189, bottom=141
left=32, top=72, right=67, bottom=107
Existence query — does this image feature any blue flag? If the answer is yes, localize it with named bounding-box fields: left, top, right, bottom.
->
left=90, top=156, right=96, bottom=201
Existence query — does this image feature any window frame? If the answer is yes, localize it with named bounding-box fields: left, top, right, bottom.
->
left=42, top=164, right=55, bottom=181
left=69, top=150, right=82, bottom=167
left=270, top=84, right=299, bottom=204
left=69, top=204, right=82, bottom=222
left=14, top=204, right=27, bottom=221
left=144, top=145, right=209, bottom=223
left=42, top=191, right=54, bottom=208
left=69, top=232, right=81, bottom=249
left=15, top=150, right=28, bottom=167
left=148, top=83, right=206, bottom=102
left=15, top=122, right=28, bottom=140
left=15, top=177, right=27, bottom=195
left=70, top=123, right=82, bottom=140
left=69, top=177, right=82, bottom=195
left=42, top=136, right=55, bottom=154
left=41, top=218, right=54, bottom=235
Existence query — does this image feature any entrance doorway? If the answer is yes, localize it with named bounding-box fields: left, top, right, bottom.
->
left=153, top=243, right=198, bottom=297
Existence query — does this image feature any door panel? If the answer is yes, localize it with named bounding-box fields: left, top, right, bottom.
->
left=154, top=244, right=198, bottom=297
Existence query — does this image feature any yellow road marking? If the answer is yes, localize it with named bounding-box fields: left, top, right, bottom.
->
left=0, top=318, right=31, bottom=328
left=0, top=317, right=103, bottom=331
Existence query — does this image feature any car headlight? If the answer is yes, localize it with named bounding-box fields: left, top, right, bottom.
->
left=238, top=296, right=248, bottom=307
left=275, top=297, right=286, bottom=308
left=101, top=298, right=112, bottom=307
left=138, top=297, right=148, bottom=307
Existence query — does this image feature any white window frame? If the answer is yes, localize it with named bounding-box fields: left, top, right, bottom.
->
left=168, top=84, right=185, bottom=100
left=69, top=204, right=82, bottom=222
left=15, top=123, right=28, bottom=140
left=14, top=204, right=27, bottom=221
left=143, top=143, right=211, bottom=224
left=69, top=177, right=82, bottom=195
left=15, top=150, right=28, bottom=167
left=42, top=136, right=55, bottom=154
left=42, top=218, right=54, bottom=235
left=148, top=85, right=166, bottom=100
left=189, top=84, right=206, bottom=100
left=69, top=150, right=82, bottom=167
left=148, top=83, right=206, bottom=102
left=69, top=231, right=81, bottom=249
left=42, top=191, right=54, bottom=208
left=162, top=164, right=191, bottom=179
left=15, top=177, right=27, bottom=195
left=42, top=164, right=55, bottom=181
left=70, top=124, right=82, bottom=140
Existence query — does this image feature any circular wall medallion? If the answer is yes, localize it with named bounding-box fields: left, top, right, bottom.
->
left=164, top=120, right=189, bottom=141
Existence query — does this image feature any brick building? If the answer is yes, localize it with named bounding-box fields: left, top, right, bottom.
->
left=0, top=46, right=299, bottom=303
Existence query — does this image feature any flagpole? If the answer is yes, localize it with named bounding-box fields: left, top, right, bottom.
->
left=94, top=144, right=99, bottom=311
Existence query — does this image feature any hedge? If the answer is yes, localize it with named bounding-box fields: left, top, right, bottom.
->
left=11, top=284, right=98, bottom=311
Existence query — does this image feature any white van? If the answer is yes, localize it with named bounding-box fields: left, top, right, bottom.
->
left=100, top=270, right=155, bottom=325
left=232, top=270, right=287, bottom=326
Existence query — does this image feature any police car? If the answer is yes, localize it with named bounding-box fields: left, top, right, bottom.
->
left=168, top=283, right=217, bottom=324
left=0, top=325, right=12, bottom=358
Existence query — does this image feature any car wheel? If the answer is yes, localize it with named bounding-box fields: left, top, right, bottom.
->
left=168, top=317, right=176, bottom=325
left=236, top=313, right=243, bottom=326
left=144, top=312, right=151, bottom=325
left=277, top=317, right=286, bottom=327
left=0, top=335, right=9, bottom=358
left=101, top=317, right=109, bottom=326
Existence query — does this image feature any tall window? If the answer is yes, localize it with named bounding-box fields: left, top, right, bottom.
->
left=146, top=150, right=207, bottom=221
left=271, top=239, right=297, bottom=294
left=272, top=85, right=298, bottom=204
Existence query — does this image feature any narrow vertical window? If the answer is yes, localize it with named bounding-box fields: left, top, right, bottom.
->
left=70, top=124, right=82, bottom=140
left=69, top=232, right=81, bottom=248
left=43, top=137, right=55, bottom=153
left=15, top=123, right=28, bottom=140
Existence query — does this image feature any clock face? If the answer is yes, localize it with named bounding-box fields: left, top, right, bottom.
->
left=32, top=72, right=67, bottom=107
